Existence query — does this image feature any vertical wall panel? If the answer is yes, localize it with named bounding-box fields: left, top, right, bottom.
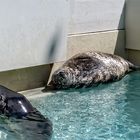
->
left=0, top=0, right=70, bottom=71
left=69, top=0, right=125, bottom=34
left=126, top=0, right=140, bottom=50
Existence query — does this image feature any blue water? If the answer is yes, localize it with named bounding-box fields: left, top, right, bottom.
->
left=31, top=72, right=140, bottom=140
left=0, top=72, right=140, bottom=140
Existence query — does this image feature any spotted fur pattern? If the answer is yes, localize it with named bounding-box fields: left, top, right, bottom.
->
left=49, top=51, right=138, bottom=89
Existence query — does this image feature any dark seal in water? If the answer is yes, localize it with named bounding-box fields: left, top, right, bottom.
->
left=46, top=51, right=140, bottom=89
left=0, top=85, right=52, bottom=140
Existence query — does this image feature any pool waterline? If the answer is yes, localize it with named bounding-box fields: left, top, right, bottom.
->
left=20, top=87, right=54, bottom=100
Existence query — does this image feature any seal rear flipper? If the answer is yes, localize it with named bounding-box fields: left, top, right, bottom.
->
left=128, top=61, right=140, bottom=71
left=132, top=65, right=140, bottom=70
left=132, top=64, right=140, bottom=70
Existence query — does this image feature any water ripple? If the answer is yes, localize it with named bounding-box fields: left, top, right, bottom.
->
left=31, top=72, right=140, bottom=140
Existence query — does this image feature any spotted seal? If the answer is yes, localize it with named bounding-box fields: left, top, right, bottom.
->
left=0, top=85, right=52, bottom=140
left=46, top=51, right=140, bottom=90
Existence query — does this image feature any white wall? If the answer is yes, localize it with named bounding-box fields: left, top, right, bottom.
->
left=69, top=0, right=125, bottom=34
left=0, top=0, right=70, bottom=71
left=0, top=0, right=125, bottom=72
left=126, top=0, right=140, bottom=50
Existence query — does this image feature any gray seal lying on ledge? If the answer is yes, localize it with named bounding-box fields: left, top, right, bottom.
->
left=45, top=51, right=140, bottom=90
left=0, top=85, right=52, bottom=140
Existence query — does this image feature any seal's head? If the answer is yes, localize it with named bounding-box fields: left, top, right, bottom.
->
left=50, top=67, right=75, bottom=89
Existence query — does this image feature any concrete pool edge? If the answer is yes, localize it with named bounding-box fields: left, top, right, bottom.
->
left=20, top=87, right=54, bottom=100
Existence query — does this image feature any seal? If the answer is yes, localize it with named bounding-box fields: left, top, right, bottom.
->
left=0, top=85, right=52, bottom=140
left=46, top=51, right=140, bottom=89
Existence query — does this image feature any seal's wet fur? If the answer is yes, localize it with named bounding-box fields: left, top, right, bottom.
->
left=0, top=85, right=52, bottom=140
left=47, top=51, right=139, bottom=89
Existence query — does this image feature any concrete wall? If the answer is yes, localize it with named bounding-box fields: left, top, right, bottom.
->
left=69, top=0, right=125, bottom=34
left=0, top=0, right=126, bottom=91
left=0, top=64, right=52, bottom=91
left=67, top=30, right=125, bottom=58
left=126, top=0, right=140, bottom=65
left=0, top=0, right=70, bottom=72
left=0, top=0, right=125, bottom=72
left=67, top=0, right=126, bottom=58
left=126, top=50, right=140, bottom=65
left=126, top=0, right=140, bottom=50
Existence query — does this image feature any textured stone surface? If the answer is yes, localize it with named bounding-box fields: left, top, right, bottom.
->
left=0, top=64, right=52, bottom=91
left=69, top=0, right=125, bottom=34
left=126, top=0, right=140, bottom=50
left=67, top=30, right=126, bottom=58
left=0, top=0, right=70, bottom=71
left=126, top=49, right=140, bottom=65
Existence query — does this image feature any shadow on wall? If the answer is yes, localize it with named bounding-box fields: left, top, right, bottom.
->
left=114, top=2, right=126, bottom=58
left=44, top=26, right=65, bottom=86
left=47, top=26, right=63, bottom=62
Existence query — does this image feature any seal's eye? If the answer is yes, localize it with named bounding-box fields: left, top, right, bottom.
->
left=55, top=71, right=67, bottom=84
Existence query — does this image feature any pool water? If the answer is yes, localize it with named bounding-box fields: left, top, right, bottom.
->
left=0, top=71, right=140, bottom=140
left=30, top=71, right=140, bottom=140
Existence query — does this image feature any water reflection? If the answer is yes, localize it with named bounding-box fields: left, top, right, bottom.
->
left=1, top=72, right=140, bottom=140
left=31, top=72, right=140, bottom=140
left=124, top=72, right=140, bottom=125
